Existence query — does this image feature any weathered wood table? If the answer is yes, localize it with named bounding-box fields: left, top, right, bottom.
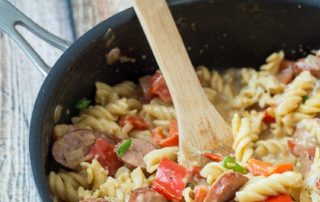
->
left=0, top=1, right=130, bottom=201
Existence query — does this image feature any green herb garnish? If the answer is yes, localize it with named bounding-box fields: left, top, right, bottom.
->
left=302, top=95, right=309, bottom=103
left=75, top=98, right=91, bottom=110
left=222, top=156, right=247, bottom=174
left=117, top=138, right=132, bottom=157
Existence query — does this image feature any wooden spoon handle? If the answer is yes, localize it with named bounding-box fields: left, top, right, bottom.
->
left=132, top=0, right=207, bottom=113
left=133, top=0, right=233, bottom=167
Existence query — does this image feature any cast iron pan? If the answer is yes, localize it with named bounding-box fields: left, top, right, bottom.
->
left=1, top=0, right=320, bottom=201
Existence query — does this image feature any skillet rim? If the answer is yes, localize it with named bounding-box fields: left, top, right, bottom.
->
left=29, top=5, right=136, bottom=202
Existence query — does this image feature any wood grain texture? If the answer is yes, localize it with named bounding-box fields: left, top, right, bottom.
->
left=132, top=0, right=233, bottom=167
left=0, top=0, right=73, bottom=201
left=0, top=0, right=131, bottom=201
left=71, top=0, right=131, bottom=37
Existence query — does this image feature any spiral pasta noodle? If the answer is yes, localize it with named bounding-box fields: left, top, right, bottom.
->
left=210, top=70, right=224, bottom=93
left=260, top=51, right=284, bottom=74
left=275, top=71, right=316, bottom=115
left=112, top=81, right=138, bottom=98
left=77, top=166, right=150, bottom=202
left=105, top=98, right=129, bottom=117
left=142, top=104, right=176, bottom=120
left=72, top=115, right=121, bottom=138
left=100, top=167, right=149, bottom=202
left=48, top=171, right=88, bottom=202
left=203, top=87, right=217, bottom=103
left=73, top=105, right=116, bottom=122
left=196, top=65, right=211, bottom=87
left=297, top=92, right=320, bottom=115
left=235, top=171, right=303, bottom=202
left=143, top=146, right=178, bottom=173
left=242, top=110, right=266, bottom=136
left=200, top=162, right=225, bottom=184
left=80, top=159, right=108, bottom=190
left=95, top=81, right=114, bottom=106
left=272, top=71, right=316, bottom=136
left=182, top=187, right=194, bottom=202
left=301, top=148, right=320, bottom=202
left=254, top=137, right=291, bottom=158
left=125, top=98, right=142, bottom=111
left=232, top=113, right=258, bottom=163
left=129, top=130, right=153, bottom=143
left=53, top=124, right=77, bottom=139
left=233, top=68, right=283, bottom=109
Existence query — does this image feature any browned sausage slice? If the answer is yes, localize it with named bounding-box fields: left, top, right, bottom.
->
left=129, top=188, right=168, bottom=202
left=52, top=129, right=117, bottom=169
left=115, top=138, right=157, bottom=169
left=294, top=55, right=320, bottom=77
left=80, top=198, right=109, bottom=202
left=204, top=171, right=248, bottom=202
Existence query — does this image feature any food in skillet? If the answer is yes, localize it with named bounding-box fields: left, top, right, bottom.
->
left=48, top=50, right=320, bottom=202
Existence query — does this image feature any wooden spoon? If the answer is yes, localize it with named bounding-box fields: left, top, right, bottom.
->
left=132, top=0, right=233, bottom=167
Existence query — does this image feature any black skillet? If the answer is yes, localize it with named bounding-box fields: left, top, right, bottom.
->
left=1, top=0, right=320, bottom=201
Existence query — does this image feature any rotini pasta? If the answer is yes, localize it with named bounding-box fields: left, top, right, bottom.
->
left=200, top=162, right=225, bottom=184
left=236, top=172, right=303, bottom=202
left=142, top=104, right=176, bottom=120
left=112, top=81, right=138, bottom=98
left=80, top=159, right=108, bottom=190
left=48, top=171, right=88, bottom=202
left=260, top=51, right=284, bottom=74
left=255, top=137, right=291, bottom=158
left=301, top=148, right=320, bottom=202
left=95, top=81, right=114, bottom=106
left=182, top=187, right=194, bottom=202
left=48, top=50, right=320, bottom=202
left=232, top=113, right=258, bottom=163
left=143, top=146, right=178, bottom=173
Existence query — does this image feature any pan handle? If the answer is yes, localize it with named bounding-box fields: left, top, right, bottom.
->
left=0, top=0, right=71, bottom=76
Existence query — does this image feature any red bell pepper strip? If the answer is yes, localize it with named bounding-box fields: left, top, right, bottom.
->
left=263, top=111, right=275, bottom=124
left=118, top=115, right=148, bottom=130
left=152, top=120, right=179, bottom=147
left=287, top=139, right=316, bottom=157
left=202, top=153, right=223, bottom=162
left=194, top=185, right=208, bottom=202
left=264, top=194, right=293, bottom=202
left=152, top=158, right=188, bottom=201
left=149, top=71, right=172, bottom=102
left=139, top=75, right=154, bottom=103
left=86, top=138, right=123, bottom=175
left=247, top=159, right=293, bottom=176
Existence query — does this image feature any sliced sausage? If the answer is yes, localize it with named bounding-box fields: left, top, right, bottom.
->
left=80, top=198, right=109, bottom=202
left=294, top=55, right=320, bottom=77
left=292, top=121, right=318, bottom=175
left=115, top=138, right=157, bottom=169
left=278, top=60, right=295, bottom=84
left=52, top=129, right=118, bottom=169
left=299, top=151, right=314, bottom=175
left=129, top=188, right=168, bottom=202
left=204, top=171, right=248, bottom=202
left=278, top=56, right=320, bottom=84
left=187, top=166, right=207, bottom=186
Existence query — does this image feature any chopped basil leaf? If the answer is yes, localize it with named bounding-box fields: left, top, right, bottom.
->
left=117, top=138, right=132, bottom=157
left=222, top=156, right=236, bottom=169
left=233, top=163, right=248, bottom=174
left=75, top=98, right=91, bottom=110
left=222, top=156, right=247, bottom=174
left=302, top=95, right=309, bottom=103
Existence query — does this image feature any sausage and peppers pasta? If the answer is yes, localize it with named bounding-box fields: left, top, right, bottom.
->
left=48, top=50, right=320, bottom=202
